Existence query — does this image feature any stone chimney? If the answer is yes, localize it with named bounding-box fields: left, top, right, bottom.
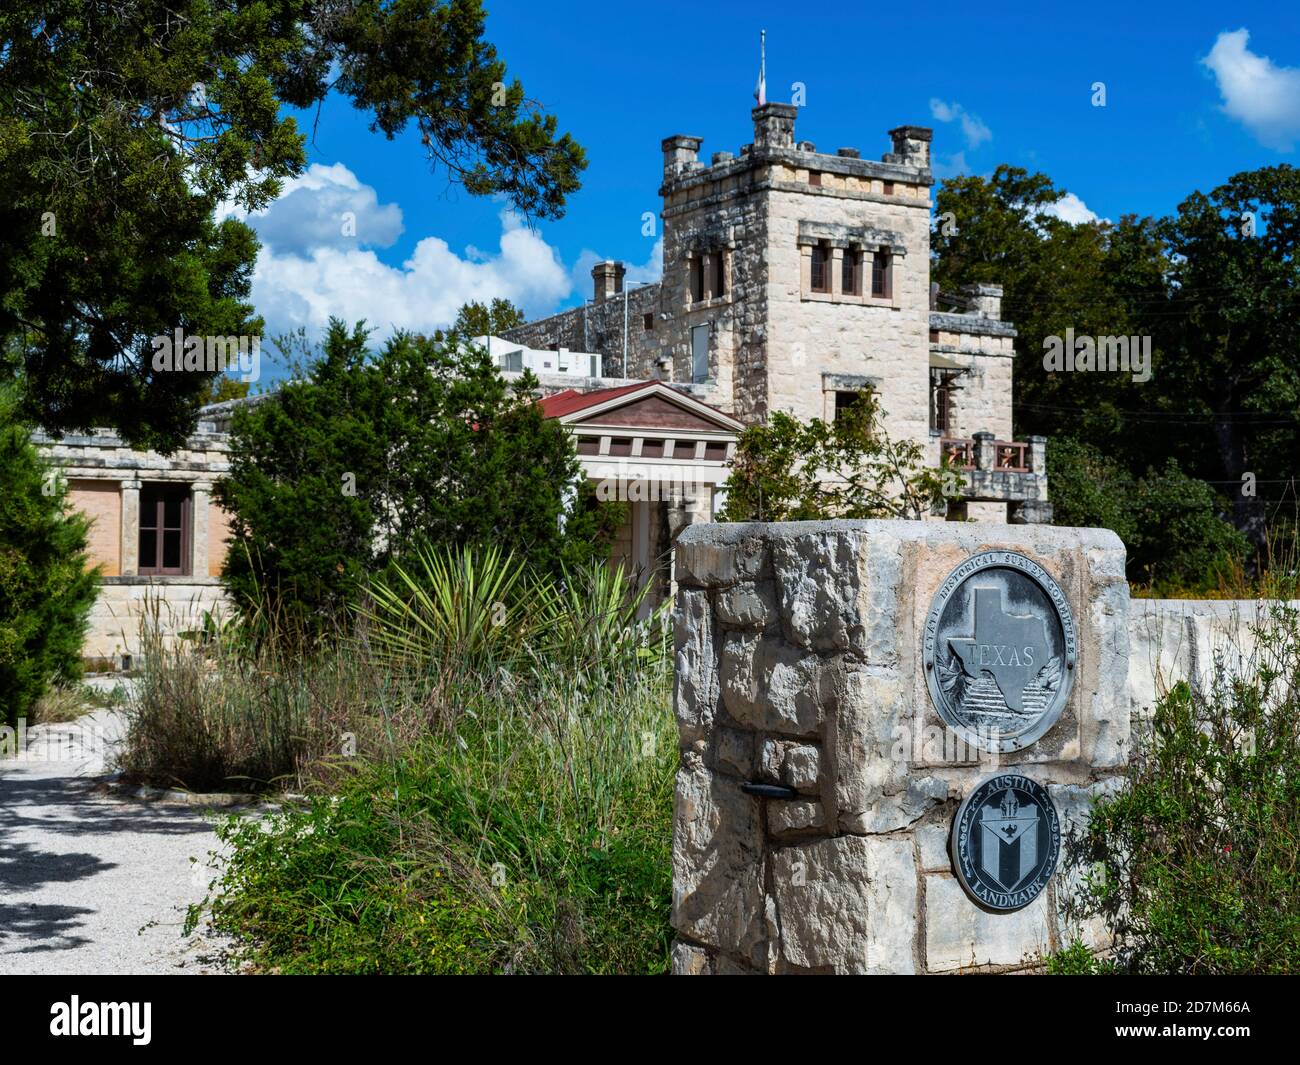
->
left=662, top=135, right=704, bottom=178
left=885, top=125, right=932, bottom=169
left=962, top=282, right=1003, bottom=319
left=753, top=102, right=797, bottom=150
left=592, top=261, right=626, bottom=303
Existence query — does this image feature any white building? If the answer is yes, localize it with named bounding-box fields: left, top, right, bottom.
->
left=475, top=335, right=603, bottom=380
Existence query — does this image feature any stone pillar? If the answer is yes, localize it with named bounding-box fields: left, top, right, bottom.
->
left=670, top=520, right=1129, bottom=974
left=662, top=135, right=703, bottom=178
left=120, top=479, right=141, bottom=576
left=962, top=282, right=1004, bottom=320
left=591, top=261, right=625, bottom=303
left=829, top=247, right=844, bottom=296
left=885, top=125, right=932, bottom=169
left=191, top=481, right=212, bottom=578
left=752, top=103, right=797, bottom=150
left=1027, top=435, right=1048, bottom=475
left=973, top=430, right=996, bottom=471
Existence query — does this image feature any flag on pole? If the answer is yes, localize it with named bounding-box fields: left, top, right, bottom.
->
left=754, top=30, right=766, bottom=106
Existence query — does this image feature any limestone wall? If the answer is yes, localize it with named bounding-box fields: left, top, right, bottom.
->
left=83, top=578, right=231, bottom=667
left=670, top=519, right=1128, bottom=974
left=763, top=184, right=932, bottom=443
left=1128, top=597, right=1300, bottom=720
left=502, top=284, right=663, bottom=380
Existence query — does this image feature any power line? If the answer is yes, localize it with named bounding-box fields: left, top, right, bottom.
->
left=1016, top=402, right=1300, bottom=424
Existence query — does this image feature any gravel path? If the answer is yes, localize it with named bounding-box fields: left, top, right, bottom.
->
left=0, top=702, right=231, bottom=975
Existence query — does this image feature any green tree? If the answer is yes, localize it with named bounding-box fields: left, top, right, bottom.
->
left=0, top=1, right=586, bottom=449
left=207, top=377, right=252, bottom=404
left=933, top=164, right=1300, bottom=559
left=932, top=166, right=1165, bottom=465
left=0, top=384, right=99, bottom=728
left=1047, top=436, right=1247, bottom=592
left=216, top=322, right=619, bottom=628
left=437, top=298, right=527, bottom=340
left=721, top=391, right=948, bottom=522
left=1158, top=167, right=1300, bottom=549
left=1127, top=459, right=1250, bottom=592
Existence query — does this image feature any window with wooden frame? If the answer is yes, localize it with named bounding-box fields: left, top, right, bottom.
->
left=689, top=256, right=705, bottom=303
left=810, top=243, right=831, bottom=293
left=841, top=248, right=862, bottom=296
left=834, top=390, right=863, bottom=421
left=711, top=250, right=726, bottom=299
left=138, top=483, right=192, bottom=576
left=930, top=368, right=963, bottom=432
left=809, top=171, right=822, bottom=187
left=871, top=248, right=892, bottom=299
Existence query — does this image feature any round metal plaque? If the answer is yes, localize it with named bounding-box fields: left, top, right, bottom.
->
left=923, top=551, right=1076, bottom=753
left=951, top=773, right=1060, bottom=912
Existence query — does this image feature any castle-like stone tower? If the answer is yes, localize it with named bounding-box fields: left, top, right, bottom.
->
left=657, top=104, right=933, bottom=438
left=505, top=103, right=1049, bottom=523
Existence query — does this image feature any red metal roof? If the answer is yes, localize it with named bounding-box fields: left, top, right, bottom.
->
left=535, top=381, right=740, bottom=425
left=535, top=382, right=652, bottom=418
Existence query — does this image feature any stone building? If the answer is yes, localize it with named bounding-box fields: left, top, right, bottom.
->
left=32, top=401, right=243, bottom=669
left=505, top=102, right=1050, bottom=525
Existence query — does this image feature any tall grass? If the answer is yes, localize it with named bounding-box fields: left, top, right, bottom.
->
left=118, top=601, right=373, bottom=791
left=155, top=547, right=677, bottom=972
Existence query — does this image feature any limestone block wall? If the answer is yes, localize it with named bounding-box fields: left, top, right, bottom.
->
left=763, top=186, right=932, bottom=443
left=83, top=578, right=231, bottom=666
left=501, top=284, right=663, bottom=380
left=659, top=166, right=769, bottom=415
left=670, top=519, right=1129, bottom=974
left=1128, top=598, right=1300, bottom=721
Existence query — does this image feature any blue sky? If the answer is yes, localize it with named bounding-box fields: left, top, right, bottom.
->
left=227, top=0, right=1300, bottom=360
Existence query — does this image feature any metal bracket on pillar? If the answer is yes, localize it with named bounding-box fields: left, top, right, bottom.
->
left=741, top=782, right=799, bottom=800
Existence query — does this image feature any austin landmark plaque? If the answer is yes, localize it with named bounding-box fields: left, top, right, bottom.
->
left=950, top=773, right=1061, bottom=912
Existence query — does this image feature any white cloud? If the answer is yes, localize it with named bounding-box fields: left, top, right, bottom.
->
left=248, top=211, right=572, bottom=342
left=1202, top=28, right=1300, bottom=150
left=224, top=163, right=405, bottom=255
left=221, top=163, right=681, bottom=350
left=929, top=99, right=992, bottom=150
left=932, top=152, right=970, bottom=179
left=1041, top=192, right=1103, bottom=225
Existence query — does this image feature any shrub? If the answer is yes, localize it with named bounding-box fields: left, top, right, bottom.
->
left=720, top=389, right=948, bottom=521
left=1067, top=603, right=1300, bottom=973
left=192, top=716, right=674, bottom=974
left=1045, top=939, right=1117, bottom=975
left=0, top=385, right=98, bottom=729
left=216, top=321, right=621, bottom=633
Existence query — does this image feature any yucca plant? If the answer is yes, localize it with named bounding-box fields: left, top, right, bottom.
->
left=359, top=543, right=535, bottom=674
left=532, top=560, right=667, bottom=678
